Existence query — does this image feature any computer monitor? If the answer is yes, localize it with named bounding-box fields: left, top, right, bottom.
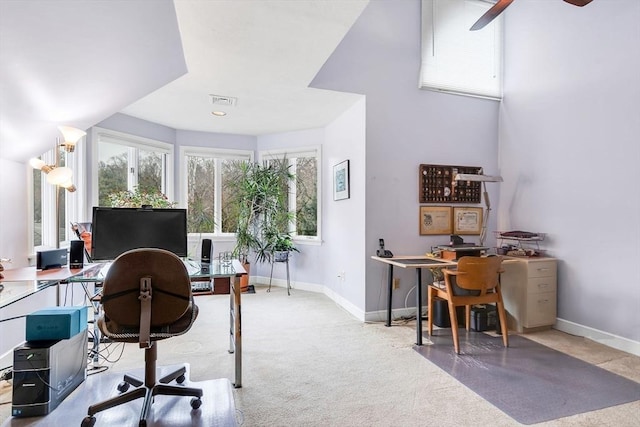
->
left=91, top=207, right=188, bottom=261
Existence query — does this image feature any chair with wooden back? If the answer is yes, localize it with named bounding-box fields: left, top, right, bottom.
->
left=427, top=256, right=509, bottom=354
left=82, top=248, right=202, bottom=427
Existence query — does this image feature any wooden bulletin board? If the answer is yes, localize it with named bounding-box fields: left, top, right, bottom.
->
left=419, top=164, right=483, bottom=204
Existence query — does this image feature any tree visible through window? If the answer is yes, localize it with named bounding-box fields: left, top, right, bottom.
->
left=97, top=139, right=170, bottom=207
left=182, top=148, right=253, bottom=236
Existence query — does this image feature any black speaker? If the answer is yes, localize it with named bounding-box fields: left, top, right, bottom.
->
left=201, top=239, right=213, bottom=264
left=69, top=240, right=84, bottom=269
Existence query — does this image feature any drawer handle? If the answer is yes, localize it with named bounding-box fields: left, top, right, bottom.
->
left=537, top=268, right=550, bottom=272
left=538, top=299, right=549, bottom=304
left=538, top=283, right=549, bottom=289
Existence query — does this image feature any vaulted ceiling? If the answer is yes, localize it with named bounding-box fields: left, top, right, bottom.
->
left=0, top=0, right=369, bottom=162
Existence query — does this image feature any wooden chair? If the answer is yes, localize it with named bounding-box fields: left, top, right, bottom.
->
left=82, top=248, right=202, bottom=427
left=427, top=256, right=509, bottom=354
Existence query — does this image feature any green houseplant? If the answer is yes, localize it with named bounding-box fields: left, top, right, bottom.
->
left=108, top=187, right=176, bottom=208
left=225, top=158, right=296, bottom=265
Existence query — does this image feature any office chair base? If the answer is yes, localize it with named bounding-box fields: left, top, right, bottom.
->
left=83, top=366, right=203, bottom=427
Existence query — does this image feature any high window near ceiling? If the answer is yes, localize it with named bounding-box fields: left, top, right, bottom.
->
left=260, top=146, right=321, bottom=241
left=92, top=128, right=173, bottom=208
left=420, top=0, right=504, bottom=100
left=180, top=147, right=253, bottom=236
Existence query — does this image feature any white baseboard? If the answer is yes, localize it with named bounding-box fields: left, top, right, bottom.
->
left=555, top=318, right=640, bottom=357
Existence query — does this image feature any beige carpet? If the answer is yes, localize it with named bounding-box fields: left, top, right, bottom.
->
left=1, top=285, right=639, bottom=426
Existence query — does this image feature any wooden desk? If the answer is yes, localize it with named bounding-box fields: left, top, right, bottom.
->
left=371, top=256, right=457, bottom=345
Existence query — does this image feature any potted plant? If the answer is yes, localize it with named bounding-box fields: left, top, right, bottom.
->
left=225, top=158, right=296, bottom=278
left=270, top=232, right=299, bottom=263
left=108, top=187, right=176, bottom=208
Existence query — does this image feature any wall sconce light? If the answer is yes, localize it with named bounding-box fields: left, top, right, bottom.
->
left=454, top=172, right=503, bottom=246
left=58, top=125, right=86, bottom=153
left=29, top=126, right=85, bottom=192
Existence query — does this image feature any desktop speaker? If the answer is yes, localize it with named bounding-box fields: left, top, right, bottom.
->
left=69, top=240, right=84, bottom=269
left=201, top=239, right=213, bottom=264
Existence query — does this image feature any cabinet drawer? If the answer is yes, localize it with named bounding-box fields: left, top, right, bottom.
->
left=526, top=276, right=557, bottom=296
left=526, top=260, right=556, bottom=278
left=525, top=291, right=556, bottom=327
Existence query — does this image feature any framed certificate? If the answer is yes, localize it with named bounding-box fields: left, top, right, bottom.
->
left=419, top=206, right=452, bottom=235
left=453, top=207, right=483, bottom=235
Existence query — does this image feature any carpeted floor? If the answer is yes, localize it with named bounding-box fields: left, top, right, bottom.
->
left=414, top=330, right=640, bottom=425
left=1, top=285, right=639, bottom=426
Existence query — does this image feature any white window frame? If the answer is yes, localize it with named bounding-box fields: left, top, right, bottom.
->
left=420, top=0, right=504, bottom=100
left=179, top=145, right=254, bottom=239
left=91, top=127, right=174, bottom=212
left=259, top=145, right=322, bottom=244
left=28, top=137, right=86, bottom=254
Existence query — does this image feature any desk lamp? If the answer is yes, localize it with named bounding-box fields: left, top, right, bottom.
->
left=454, top=172, right=503, bottom=246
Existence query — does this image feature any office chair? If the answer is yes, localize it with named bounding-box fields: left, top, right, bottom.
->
left=82, top=248, right=202, bottom=427
left=427, top=256, right=509, bottom=354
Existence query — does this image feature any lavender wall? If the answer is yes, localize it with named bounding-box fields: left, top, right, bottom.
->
left=312, top=0, right=499, bottom=314
left=499, top=0, right=640, bottom=348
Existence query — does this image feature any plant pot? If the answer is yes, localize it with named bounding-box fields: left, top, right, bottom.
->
left=273, top=251, right=289, bottom=262
left=239, top=262, right=250, bottom=292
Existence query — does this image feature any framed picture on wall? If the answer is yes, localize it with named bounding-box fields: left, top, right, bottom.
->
left=419, top=206, right=452, bottom=235
left=453, top=207, right=483, bottom=235
left=333, top=160, right=350, bottom=201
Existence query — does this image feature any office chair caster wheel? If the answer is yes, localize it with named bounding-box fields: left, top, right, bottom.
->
left=81, top=416, right=96, bottom=427
left=117, top=381, right=130, bottom=392
left=190, top=397, right=202, bottom=409
left=176, top=374, right=185, bottom=384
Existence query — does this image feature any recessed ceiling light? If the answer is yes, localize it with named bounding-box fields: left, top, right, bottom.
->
left=211, top=111, right=227, bottom=117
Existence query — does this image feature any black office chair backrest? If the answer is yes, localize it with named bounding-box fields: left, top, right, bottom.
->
left=101, top=248, right=192, bottom=328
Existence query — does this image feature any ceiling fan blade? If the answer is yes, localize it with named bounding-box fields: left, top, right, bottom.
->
left=563, top=0, right=593, bottom=6
left=470, top=0, right=515, bottom=31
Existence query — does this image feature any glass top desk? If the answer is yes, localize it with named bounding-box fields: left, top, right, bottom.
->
left=0, top=280, right=52, bottom=310
left=67, top=259, right=246, bottom=388
left=2, top=259, right=247, bottom=388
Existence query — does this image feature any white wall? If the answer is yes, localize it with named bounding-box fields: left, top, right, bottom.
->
left=499, top=0, right=640, bottom=347
left=321, top=97, right=367, bottom=315
left=311, top=0, right=499, bottom=314
left=0, top=158, right=29, bottom=268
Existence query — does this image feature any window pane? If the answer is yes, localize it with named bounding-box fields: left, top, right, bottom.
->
left=33, top=167, right=42, bottom=246
left=138, top=149, right=163, bottom=194
left=57, top=150, right=67, bottom=245
left=221, top=160, right=245, bottom=233
left=295, top=156, right=317, bottom=236
left=57, top=185, right=66, bottom=246
left=98, top=142, right=128, bottom=206
left=187, top=155, right=215, bottom=233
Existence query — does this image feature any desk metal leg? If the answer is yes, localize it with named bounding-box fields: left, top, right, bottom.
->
left=286, top=259, right=290, bottom=296
left=386, top=265, right=394, bottom=327
left=229, top=274, right=242, bottom=388
left=416, top=268, right=423, bottom=346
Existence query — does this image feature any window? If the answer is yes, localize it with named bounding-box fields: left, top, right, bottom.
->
left=260, top=146, right=321, bottom=240
left=180, top=147, right=253, bottom=235
left=420, top=0, right=503, bottom=100
left=92, top=128, right=173, bottom=207
left=29, top=142, right=84, bottom=252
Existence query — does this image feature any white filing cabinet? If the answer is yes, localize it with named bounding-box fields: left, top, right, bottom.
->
left=500, top=257, right=557, bottom=333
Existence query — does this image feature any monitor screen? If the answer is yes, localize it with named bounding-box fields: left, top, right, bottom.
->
left=91, top=207, right=188, bottom=261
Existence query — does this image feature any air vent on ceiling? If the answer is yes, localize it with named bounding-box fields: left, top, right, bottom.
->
left=210, top=94, right=237, bottom=107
